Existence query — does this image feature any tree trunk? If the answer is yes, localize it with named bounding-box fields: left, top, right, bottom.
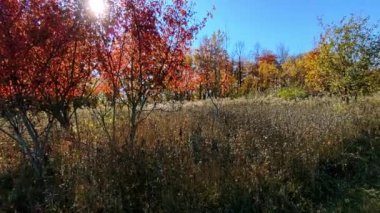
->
left=129, top=105, right=138, bottom=149
left=343, top=87, right=350, bottom=104
left=112, top=94, right=117, bottom=145
left=238, top=59, right=242, bottom=87
left=53, top=104, right=70, bottom=130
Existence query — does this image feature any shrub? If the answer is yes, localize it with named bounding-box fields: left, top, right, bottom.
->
left=277, top=87, right=309, bottom=100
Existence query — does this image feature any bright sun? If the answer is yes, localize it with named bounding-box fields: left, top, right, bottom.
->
left=89, top=0, right=106, bottom=16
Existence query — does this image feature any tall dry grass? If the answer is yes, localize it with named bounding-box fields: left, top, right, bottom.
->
left=0, top=95, right=379, bottom=211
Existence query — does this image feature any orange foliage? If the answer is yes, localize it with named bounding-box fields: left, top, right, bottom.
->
left=257, top=53, right=278, bottom=65
left=95, top=0, right=207, bottom=102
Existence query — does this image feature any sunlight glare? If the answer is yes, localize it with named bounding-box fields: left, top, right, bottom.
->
left=89, top=0, right=106, bottom=16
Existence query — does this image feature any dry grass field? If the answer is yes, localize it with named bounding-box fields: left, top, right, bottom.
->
left=0, top=95, right=379, bottom=212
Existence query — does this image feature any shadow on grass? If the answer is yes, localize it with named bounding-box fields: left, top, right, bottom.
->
left=0, top=130, right=378, bottom=212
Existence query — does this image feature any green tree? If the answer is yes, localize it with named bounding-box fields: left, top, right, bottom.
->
left=318, top=16, right=380, bottom=102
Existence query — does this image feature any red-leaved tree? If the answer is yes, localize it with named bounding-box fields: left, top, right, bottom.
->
left=94, top=0, right=208, bottom=145
left=0, top=0, right=95, bottom=178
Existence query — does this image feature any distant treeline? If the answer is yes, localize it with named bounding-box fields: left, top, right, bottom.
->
left=180, top=16, right=380, bottom=102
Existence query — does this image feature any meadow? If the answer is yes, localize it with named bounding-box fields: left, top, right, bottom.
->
left=0, top=94, right=379, bottom=212
left=1, top=0, right=380, bottom=211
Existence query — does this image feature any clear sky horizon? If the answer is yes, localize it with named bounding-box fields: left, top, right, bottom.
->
left=193, top=0, right=380, bottom=57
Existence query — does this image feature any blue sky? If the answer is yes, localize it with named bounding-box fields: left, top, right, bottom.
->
left=193, top=0, right=380, bottom=56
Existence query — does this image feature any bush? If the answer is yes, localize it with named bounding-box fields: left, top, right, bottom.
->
left=277, top=87, right=309, bottom=100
